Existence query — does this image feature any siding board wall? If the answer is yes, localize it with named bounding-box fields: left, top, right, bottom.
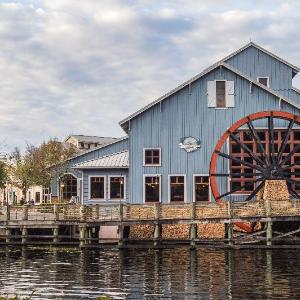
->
left=128, top=67, right=300, bottom=203
left=82, top=169, right=128, bottom=205
left=225, top=46, right=293, bottom=91
left=51, top=138, right=129, bottom=197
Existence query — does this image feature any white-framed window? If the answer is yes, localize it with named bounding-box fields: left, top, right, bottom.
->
left=89, top=176, right=106, bottom=200
left=257, top=77, right=269, bottom=88
left=108, top=176, right=126, bottom=200
left=193, top=175, right=210, bottom=202
left=207, top=80, right=235, bottom=108
left=168, top=175, right=186, bottom=203
left=143, top=148, right=161, bottom=166
left=143, top=175, right=161, bottom=203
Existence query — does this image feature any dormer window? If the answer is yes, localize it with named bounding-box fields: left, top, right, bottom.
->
left=257, top=77, right=269, bottom=88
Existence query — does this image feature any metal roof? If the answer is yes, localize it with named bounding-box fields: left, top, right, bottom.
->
left=119, top=42, right=300, bottom=132
left=72, top=151, right=129, bottom=169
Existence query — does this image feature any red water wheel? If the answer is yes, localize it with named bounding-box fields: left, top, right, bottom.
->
left=210, top=111, right=300, bottom=202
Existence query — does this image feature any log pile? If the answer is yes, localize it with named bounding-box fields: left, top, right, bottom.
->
left=126, top=205, right=155, bottom=219
left=261, top=180, right=289, bottom=202
left=162, top=224, right=190, bottom=239
left=160, top=206, right=190, bottom=219
left=197, top=224, right=225, bottom=238
left=196, top=204, right=228, bottom=218
left=129, top=225, right=154, bottom=239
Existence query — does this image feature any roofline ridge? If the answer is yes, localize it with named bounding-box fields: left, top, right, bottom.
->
left=119, top=42, right=300, bottom=130
left=222, top=62, right=300, bottom=110
left=72, top=150, right=129, bottom=167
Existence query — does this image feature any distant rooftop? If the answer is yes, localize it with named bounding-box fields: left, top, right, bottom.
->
left=65, top=135, right=118, bottom=144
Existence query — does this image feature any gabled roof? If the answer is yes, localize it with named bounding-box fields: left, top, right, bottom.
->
left=72, top=151, right=129, bottom=169
left=119, top=43, right=300, bottom=133
left=222, top=42, right=300, bottom=75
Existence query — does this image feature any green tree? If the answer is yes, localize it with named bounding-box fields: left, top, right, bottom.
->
left=9, top=147, right=36, bottom=201
left=9, top=139, right=78, bottom=202
left=33, top=138, right=78, bottom=187
left=0, top=161, right=8, bottom=189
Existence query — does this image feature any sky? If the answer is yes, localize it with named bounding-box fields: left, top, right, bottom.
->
left=0, top=0, right=300, bottom=152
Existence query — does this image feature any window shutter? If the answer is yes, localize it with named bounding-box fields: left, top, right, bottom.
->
left=226, top=81, right=235, bottom=107
left=207, top=81, right=216, bottom=107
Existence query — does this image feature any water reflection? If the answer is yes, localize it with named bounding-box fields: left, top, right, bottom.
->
left=0, top=247, right=299, bottom=299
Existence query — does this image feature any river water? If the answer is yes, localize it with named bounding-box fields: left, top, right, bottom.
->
left=0, top=247, right=299, bottom=299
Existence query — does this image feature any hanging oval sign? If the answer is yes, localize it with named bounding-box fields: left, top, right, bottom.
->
left=179, top=137, right=201, bottom=153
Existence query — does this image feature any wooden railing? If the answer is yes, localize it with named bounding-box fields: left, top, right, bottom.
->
left=0, top=199, right=300, bottom=223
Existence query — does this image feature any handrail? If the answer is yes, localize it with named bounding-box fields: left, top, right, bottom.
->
left=0, top=199, right=300, bottom=222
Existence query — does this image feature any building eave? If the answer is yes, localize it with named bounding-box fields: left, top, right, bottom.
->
left=119, top=43, right=300, bottom=132
left=72, top=166, right=129, bottom=170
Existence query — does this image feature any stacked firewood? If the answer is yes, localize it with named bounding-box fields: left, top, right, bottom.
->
left=197, top=224, right=225, bottom=238
left=127, top=206, right=155, bottom=219
left=129, top=225, right=154, bottom=239
left=196, top=205, right=228, bottom=218
left=160, top=207, right=191, bottom=219
left=162, top=224, right=190, bottom=239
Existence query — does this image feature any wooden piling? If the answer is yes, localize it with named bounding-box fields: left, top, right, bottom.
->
left=154, top=203, right=161, bottom=247
left=227, top=200, right=233, bottom=247
left=118, top=203, right=124, bottom=247
left=79, top=225, right=87, bottom=247
left=53, top=204, right=59, bottom=221
left=266, top=221, right=272, bottom=246
left=190, top=202, right=197, bottom=249
left=23, top=206, right=28, bottom=221
left=5, top=228, right=11, bottom=243
left=265, top=198, right=272, bottom=246
left=53, top=227, right=59, bottom=243
left=6, top=205, right=10, bottom=222
left=80, top=206, right=86, bottom=222
left=22, top=227, right=27, bottom=244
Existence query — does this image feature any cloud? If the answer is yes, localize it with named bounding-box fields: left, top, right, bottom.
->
left=0, top=0, right=299, bottom=151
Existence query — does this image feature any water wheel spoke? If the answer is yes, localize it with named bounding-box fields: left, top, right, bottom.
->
left=216, top=151, right=265, bottom=172
left=247, top=118, right=270, bottom=166
left=277, top=119, right=294, bottom=163
left=244, top=181, right=265, bottom=202
left=268, top=114, right=276, bottom=165
left=279, top=144, right=300, bottom=167
left=211, top=172, right=261, bottom=177
left=287, top=186, right=300, bottom=199
left=285, top=178, right=300, bottom=186
left=216, top=177, right=264, bottom=200
left=280, top=163, right=299, bottom=171
left=229, top=133, right=266, bottom=168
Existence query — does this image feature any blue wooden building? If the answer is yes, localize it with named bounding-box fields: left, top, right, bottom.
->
left=51, top=42, right=300, bottom=205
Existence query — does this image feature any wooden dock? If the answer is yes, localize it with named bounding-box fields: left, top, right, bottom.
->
left=1, top=200, right=300, bottom=248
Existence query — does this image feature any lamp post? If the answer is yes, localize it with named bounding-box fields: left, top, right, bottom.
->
left=60, top=183, right=65, bottom=203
